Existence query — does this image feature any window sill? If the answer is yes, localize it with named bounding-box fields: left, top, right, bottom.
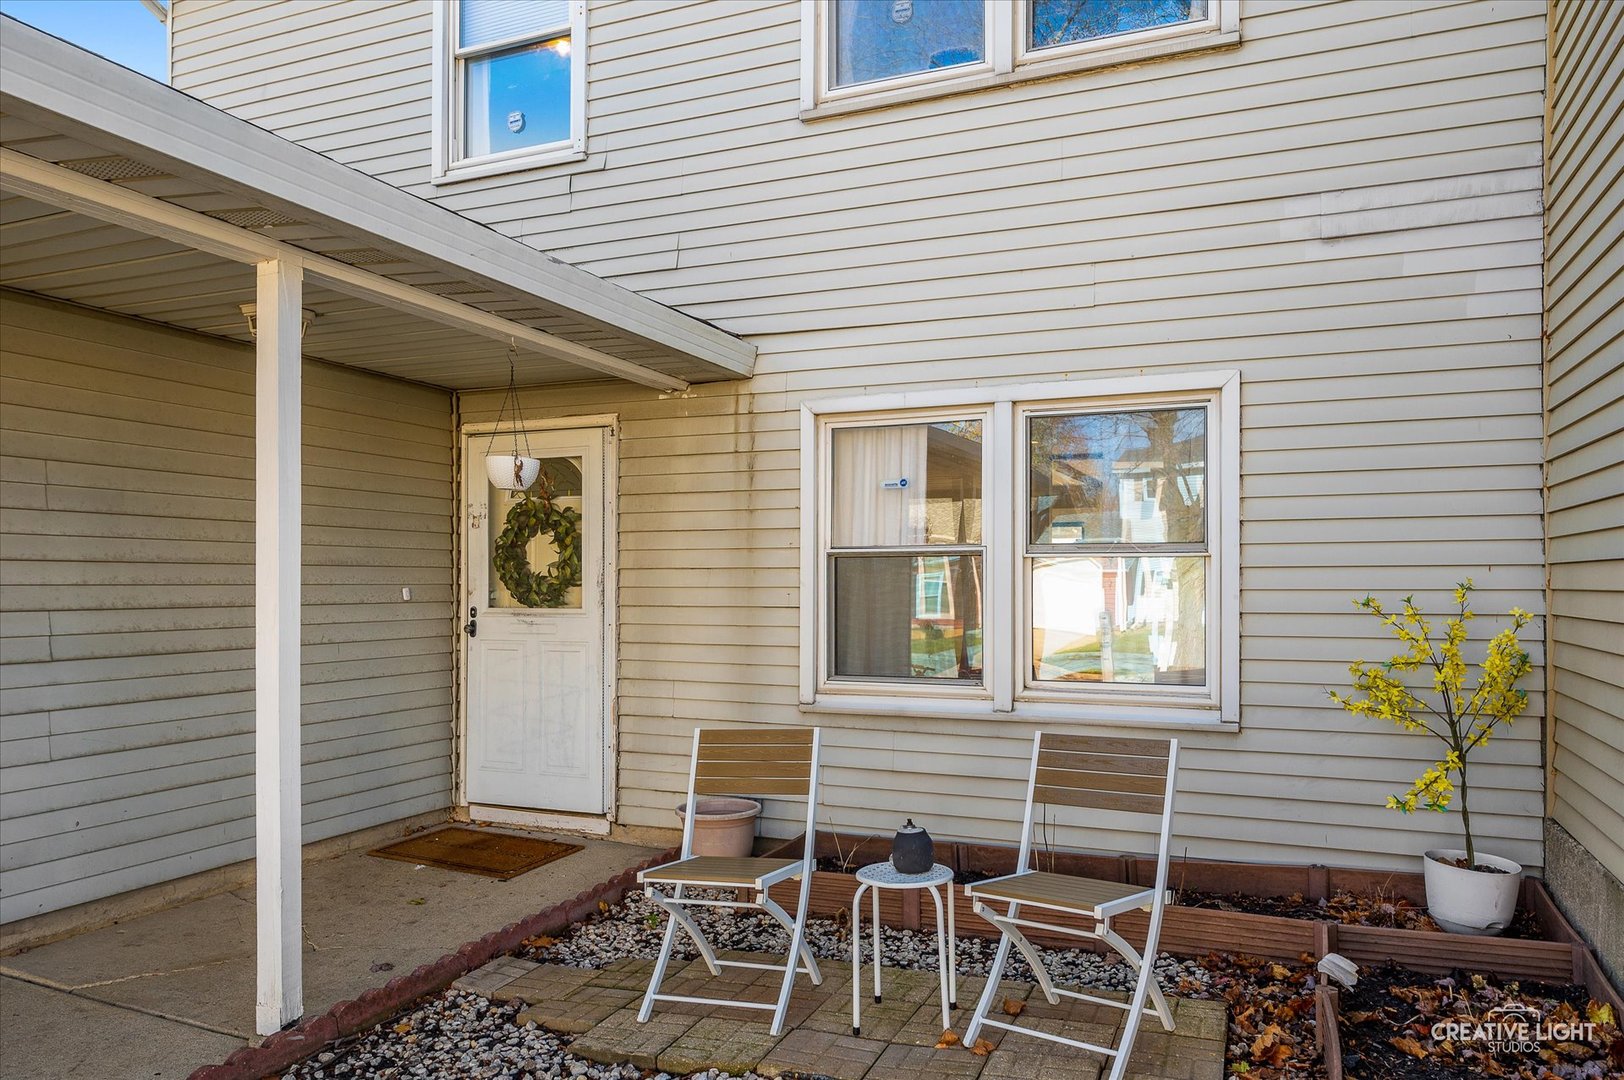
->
left=800, top=694, right=1236, bottom=731
left=431, top=146, right=587, bottom=185
left=800, top=28, right=1240, bottom=122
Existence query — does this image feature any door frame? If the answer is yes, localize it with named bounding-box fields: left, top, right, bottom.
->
left=455, top=413, right=619, bottom=826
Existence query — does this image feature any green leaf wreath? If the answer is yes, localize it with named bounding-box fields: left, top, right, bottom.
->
left=493, top=494, right=582, bottom=607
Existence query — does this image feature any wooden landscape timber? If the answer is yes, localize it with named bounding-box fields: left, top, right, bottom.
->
left=762, top=830, right=1624, bottom=1017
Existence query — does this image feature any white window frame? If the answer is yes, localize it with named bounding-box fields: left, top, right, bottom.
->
left=431, top=0, right=588, bottom=185
left=799, top=371, right=1240, bottom=729
left=798, top=0, right=1240, bottom=119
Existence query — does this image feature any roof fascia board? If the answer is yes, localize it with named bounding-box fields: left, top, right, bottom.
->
left=0, top=17, right=753, bottom=378
left=0, top=147, right=690, bottom=392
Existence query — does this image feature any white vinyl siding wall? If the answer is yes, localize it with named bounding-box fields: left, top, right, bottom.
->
left=0, top=292, right=455, bottom=923
left=173, top=0, right=1551, bottom=870
left=1544, top=0, right=1624, bottom=884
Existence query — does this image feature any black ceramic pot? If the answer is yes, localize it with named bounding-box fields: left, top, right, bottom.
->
left=891, top=819, right=934, bottom=875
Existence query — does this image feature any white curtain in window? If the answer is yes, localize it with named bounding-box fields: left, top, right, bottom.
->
left=461, top=0, right=569, bottom=49
left=831, top=426, right=929, bottom=547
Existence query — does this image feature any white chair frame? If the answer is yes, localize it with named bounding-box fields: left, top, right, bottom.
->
left=963, top=732, right=1180, bottom=1080
left=636, top=727, right=823, bottom=1036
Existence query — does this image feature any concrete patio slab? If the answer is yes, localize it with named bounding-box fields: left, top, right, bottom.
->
left=0, top=974, right=242, bottom=1080
left=0, top=829, right=659, bottom=1079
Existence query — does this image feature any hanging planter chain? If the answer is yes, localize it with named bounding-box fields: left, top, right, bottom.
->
left=486, top=344, right=536, bottom=490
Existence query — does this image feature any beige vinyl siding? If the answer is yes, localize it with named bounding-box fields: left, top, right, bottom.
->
left=177, top=0, right=1551, bottom=870
left=0, top=291, right=454, bottom=923
left=1544, top=0, right=1624, bottom=883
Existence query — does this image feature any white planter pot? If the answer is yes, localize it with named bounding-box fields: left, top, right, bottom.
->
left=1422, top=848, right=1523, bottom=936
left=486, top=454, right=540, bottom=491
left=676, top=797, right=761, bottom=858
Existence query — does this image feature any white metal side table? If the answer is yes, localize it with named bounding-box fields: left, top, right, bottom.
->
left=851, top=861, right=956, bottom=1037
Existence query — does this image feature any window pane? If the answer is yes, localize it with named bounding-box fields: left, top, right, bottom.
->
left=1028, top=408, right=1205, bottom=546
left=1030, top=0, right=1207, bottom=50
left=461, top=0, right=569, bottom=50
left=832, top=0, right=985, bottom=88
left=831, top=555, right=983, bottom=681
left=463, top=38, right=572, bottom=159
left=1031, top=556, right=1205, bottom=686
left=832, top=421, right=983, bottom=547
left=488, top=457, right=584, bottom=609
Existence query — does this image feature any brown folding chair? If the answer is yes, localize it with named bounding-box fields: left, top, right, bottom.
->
left=964, top=732, right=1180, bottom=1080
left=636, top=726, right=823, bottom=1035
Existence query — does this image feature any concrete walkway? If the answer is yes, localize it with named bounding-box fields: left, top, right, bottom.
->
left=0, top=830, right=660, bottom=1080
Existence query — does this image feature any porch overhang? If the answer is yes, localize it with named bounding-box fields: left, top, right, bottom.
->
left=0, top=16, right=756, bottom=392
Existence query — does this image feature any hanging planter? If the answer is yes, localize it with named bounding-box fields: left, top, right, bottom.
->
left=486, top=453, right=540, bottom=492
left=484, top=348, right=540, bottom=492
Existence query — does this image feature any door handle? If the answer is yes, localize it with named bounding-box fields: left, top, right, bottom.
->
left=465, top=605, right=478, bottom=638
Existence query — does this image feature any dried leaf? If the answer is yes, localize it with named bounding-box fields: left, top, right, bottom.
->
left=392, top=1022, right=412, bottom=1034
left=969, top=1038, right=995, bottom=1057
left=1268, top=963, right=1291, bottom=981
left=1389, top=1035, right=1429, bottom=1058
left=934, top=1030, right=960, bottom=1049
left=523, top=934, right=558, bottom=949
left=1001, top=997, right=1026, bottom=1017
left=1257, top=1043, right=1293, bottom=1068
left=1587, top=1001, right=1616, bottom=1027
left=407, top=897, right=426, bottom=906
left=598, top=900, right=610, bottom=913
left=1249, top=1023, right=1286, bottom=1057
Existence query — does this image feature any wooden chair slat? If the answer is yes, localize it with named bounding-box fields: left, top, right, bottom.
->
left=1039, top=733, right=1169, bottom=758
left=697, top=744, right=814, bottom=763
left=1036, top=750, right=1168, bottom=777
left=696, top=760, right=814, bottom=779
left=698, top=728, right=814, bottom=747
left=1035, top=767, right=1166, bottom=796
left=1034, top=784, right=1164, bottom=814
left=695, top=777, right=810, bottom=796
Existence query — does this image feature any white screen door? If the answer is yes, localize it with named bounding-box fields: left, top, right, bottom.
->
left=463, top=426, right=609, bottom=814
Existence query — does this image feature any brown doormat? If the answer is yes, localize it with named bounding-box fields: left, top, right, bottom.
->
left=368, top=827, right=583, bottom=880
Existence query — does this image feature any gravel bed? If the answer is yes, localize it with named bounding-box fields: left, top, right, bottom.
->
left=292, top=889, right=1210, bottom=1079
left=524, top=888, right=1209, bottom=994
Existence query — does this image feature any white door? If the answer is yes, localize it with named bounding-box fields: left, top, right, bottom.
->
left=463, top=426, right=610, bottom=814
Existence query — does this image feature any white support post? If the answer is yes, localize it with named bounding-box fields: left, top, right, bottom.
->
left=255, top=257, right=304, bottom=1036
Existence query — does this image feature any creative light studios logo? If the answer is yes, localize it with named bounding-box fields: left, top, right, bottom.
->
left=1431, top=1002, right=1599, bottom=1054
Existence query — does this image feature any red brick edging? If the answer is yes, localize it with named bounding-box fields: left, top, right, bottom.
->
left=187, top=847, right=677, bottom=1080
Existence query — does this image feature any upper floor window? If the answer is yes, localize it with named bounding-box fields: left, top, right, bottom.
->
left=802, top=0, right=1240, bottom=116
left=432, top=0, right=586, bottom=184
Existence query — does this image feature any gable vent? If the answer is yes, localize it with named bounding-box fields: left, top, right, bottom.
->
left=57, top=155, right=167, bottom=182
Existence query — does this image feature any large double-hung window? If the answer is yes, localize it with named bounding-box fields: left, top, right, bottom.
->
left=802, top=0, right=1241, bottom=114
left=802, top=373, right=1239, bottom=727
left=433, top=0, right=587, bottom=182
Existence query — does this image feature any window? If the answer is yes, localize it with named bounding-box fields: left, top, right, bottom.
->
left=433, top=0, right=586, bottom=183
left=801, top=372, right=1239, bottom=727
left=801, top=0, right=1240, bottom=115
left=826, top=419, right=986, bottom=683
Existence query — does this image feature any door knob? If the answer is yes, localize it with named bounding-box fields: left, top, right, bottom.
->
left=464, top=605, right=478, bottom=638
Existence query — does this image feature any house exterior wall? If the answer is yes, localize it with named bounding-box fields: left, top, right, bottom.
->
left=172, top=0, right=1552, bottom=871
left=0, top=291, right=455, bottom=923
left=1542, top=0, right=1624, bottom=986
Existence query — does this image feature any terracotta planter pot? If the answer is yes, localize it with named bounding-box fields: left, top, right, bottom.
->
left=675, top=797, right=761, bottom=857
left=1422, top=848, right=1523, bottom=936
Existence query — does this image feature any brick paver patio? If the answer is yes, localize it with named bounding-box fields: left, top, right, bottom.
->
left=459, top=953, right=1227, bottom=1080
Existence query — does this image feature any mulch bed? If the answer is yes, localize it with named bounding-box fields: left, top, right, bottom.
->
left=1337, top=961, right=1623, bottom=1079
left=1175, top=888, right=1547, bottom=940
left=1188, top=951, right=1325, bottom=1078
